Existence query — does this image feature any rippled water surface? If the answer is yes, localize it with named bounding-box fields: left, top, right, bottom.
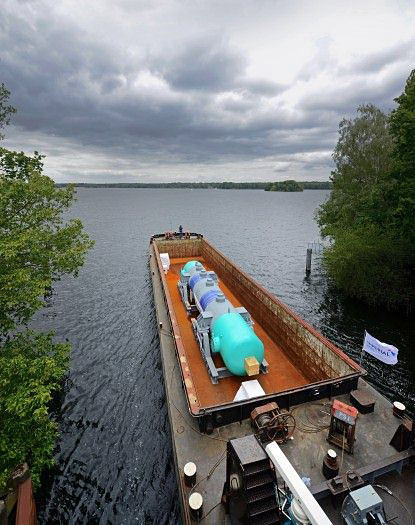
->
left=34, top=189, right=415, bottom=524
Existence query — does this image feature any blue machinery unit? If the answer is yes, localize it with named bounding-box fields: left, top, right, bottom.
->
left=178, top=261, right=268, bottom=384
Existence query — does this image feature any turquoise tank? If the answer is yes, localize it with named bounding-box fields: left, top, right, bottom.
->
left=211, top=312, right=264, bottom=376
left=180, top=260, right=200, bottom=277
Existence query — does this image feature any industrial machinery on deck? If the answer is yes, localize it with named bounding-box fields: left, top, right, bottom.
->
left=327, top=400, right=358, bottom=454
left=178, top=261, right=268, bottom=383
left=251, top=402, right=296, bottom=444
left=222, top=435, right=280, bottom=524
left=223, top=434, right=333, bottom=525
left=341, top=486, right=386, bottom=525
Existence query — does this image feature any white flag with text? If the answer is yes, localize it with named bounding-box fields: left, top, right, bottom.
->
left=363, top=331, right=399, bottom=365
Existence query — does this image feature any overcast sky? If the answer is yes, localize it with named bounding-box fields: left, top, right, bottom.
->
left=1, top=0, right=415, bottom=182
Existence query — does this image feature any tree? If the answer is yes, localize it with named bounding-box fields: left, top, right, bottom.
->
left=0, top=144, right=94, bottom=490
left=266, top=180, right=303, bottom=192
left=318, top=104, right=394, bottom=237
left=317, top=93, right=415, bottom=310
left=0, top=332, right=69, bottom=489
left=388, top=69, right=415, bottom=248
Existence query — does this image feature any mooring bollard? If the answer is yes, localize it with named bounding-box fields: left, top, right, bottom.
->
left=183, top=462, right=197, bottom=487
left=188, top=492, right=203, bottom=521
left=305, top=248, right=312, bottom=275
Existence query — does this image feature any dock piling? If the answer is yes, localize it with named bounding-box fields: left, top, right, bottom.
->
left=306, top=248, right=312, bottom=275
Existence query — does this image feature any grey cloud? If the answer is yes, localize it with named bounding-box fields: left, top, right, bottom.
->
left=237, top=78, right=287, bottom=96
left=296, top=36, right=336, bottom=82
left=1, top=1, right=413, bottom=182
left=298, top=62, right=411, bottom=117
left=159, top=38, right=246, bottom=91
left=345, top=39, right=415, bottom=75
left=273, top=163, right=290, bottom=172
left=298, top=38, right=415, bottom=83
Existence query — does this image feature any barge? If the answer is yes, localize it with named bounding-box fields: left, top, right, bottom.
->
left=150, top=232, right=415, bottom=524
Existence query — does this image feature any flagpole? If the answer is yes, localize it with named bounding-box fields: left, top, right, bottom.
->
left=359, top=331, right=366, bottom=366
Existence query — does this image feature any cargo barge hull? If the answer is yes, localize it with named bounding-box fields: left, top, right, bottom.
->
left=149, top=233, right=414, bottom=524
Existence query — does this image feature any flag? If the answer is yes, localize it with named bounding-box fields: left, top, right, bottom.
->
left=363, top=331, right=399, bottom=365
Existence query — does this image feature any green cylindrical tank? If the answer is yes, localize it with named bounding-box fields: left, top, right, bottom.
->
left=180, top=260, right=200, bottom=277
left=211, top=313, right=264, bottom=376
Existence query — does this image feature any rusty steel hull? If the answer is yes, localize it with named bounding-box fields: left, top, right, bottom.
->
left=150, top=234, right=363, bottom=431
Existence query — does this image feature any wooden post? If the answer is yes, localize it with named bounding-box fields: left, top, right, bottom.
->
left=16, top=478, right=36, bottom=525
left=305, top=248, right=312, bottom=275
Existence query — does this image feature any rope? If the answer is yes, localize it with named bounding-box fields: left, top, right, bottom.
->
left=187, top=441, right=226, bottom=522
left=190, top=451, right=226, bottom=495
left=291, top=402, right=331, bottom=433
left=201, top=501, right=222, bottom=521
left=339, top=428, right=346, bottom=473
left=374, top=484, right=414, bottom=525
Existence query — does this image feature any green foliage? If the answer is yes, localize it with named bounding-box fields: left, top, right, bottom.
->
left=265, top=180, right=303, bottom=192
left=0, top=147, right=94, bottom=491
left=322, top=226, right=414, bottom=308
left=0, top=147, right=44, bottom=180
left=317, top=79, right=415, bottom=310
left=301, top=181, right=332, bottom=189
left=0, top=150, right=94, bottom=334
left=0, top=83, right=16, bottom=139
left=318, top=105, right=394, bottom=237
left=390, top=70, right=415, bottom=179
left=0, top=332, right=69, bottom=490
left=389, top=70, right=415, bottom=248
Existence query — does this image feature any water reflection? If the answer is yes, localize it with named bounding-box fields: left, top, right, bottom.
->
left=303, top=261, right=415, bottom=412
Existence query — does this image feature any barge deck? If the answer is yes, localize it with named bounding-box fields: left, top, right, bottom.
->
left=165, top=257, right=308, bottom=407
left=150, top=234, right=415, bottom=524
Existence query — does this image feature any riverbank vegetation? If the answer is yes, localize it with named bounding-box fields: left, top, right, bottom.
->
left=265, top=180, right=303, bottom=192
left=317, top=70, right=415, bottom=311
left=0, top=86, right=94, bottom=491
left=56, top=180, right=332, bottom=190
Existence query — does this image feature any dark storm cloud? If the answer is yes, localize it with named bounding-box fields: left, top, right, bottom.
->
left=1, top=16, right=189, bottom=147
left=0, top=3, right=312, bottom=166
left=159, top=40, right=286, bottom=96
left=1, top=1, right=414, bottom=182
left=160, top=39, right=246, bottom=91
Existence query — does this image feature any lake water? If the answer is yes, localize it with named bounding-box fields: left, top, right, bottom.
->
left=34, top=188, right=415, bottom=524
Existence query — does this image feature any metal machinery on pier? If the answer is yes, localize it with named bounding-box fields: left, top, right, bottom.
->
left=178, top=260, right=268, bottom=384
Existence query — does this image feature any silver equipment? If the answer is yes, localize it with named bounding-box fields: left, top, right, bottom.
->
left=342, top=485, right=386, bottom=525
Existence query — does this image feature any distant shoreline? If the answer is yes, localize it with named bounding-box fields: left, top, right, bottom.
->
left=56, top=181, right=332, bottom=190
